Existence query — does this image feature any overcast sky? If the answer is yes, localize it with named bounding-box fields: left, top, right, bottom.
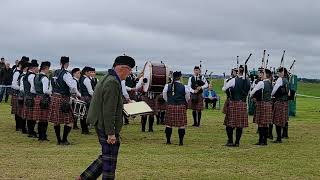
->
left=0, top=0, right=319, bottom=78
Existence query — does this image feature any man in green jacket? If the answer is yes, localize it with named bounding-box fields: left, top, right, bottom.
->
left=77, top=55, right=135, bottom=180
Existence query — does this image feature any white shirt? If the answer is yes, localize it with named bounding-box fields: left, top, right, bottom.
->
left=83, top=75, right=94, bottom=96
left=19, top=72, right=26, bottom=92
left=63, top=71, right=81, bottom=97
left=162, top=81, right=190, bottom=102
left=28, top=72, right=36, bottom=94
left=121, top=80, right=130, bottom=100
left=222, top=78, right=235, bottom=92
left=135, top=77, right=143, bottom=90
left=187, top=75, right=209, bottom=93
left=11, top=69, right=21, bottom=90
left=271, top=77, right=283, bottom=96
left=40, top=72, right=52, bottom=95
left=250, top=80, right=264, bottom=97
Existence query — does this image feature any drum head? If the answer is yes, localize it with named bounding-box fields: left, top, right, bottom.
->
left=143, top=61, right=152, bottom=92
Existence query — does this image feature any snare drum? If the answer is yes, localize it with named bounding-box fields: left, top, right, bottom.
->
left=142, top=61, right=170, bottom=93
left=70, top=97, right=87, bottom=119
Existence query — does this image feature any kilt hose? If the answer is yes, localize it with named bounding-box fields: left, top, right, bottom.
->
left=141, top=95, right=157, bottom=115
left=33, top=96, right=49, bottom=122
left=224, top=101, right=249, bottom=128
left=254, top=101, right=273, bottom=127
left=80, top=128, right=120, bottom=180
left=48, top=94, right=73, bottom=125
left=188, top=93, right=204, bottom=111
left=273, top=101, right=289, bottom=127
left=11, top=93, right=18, bottom=115
left=165, top=104, right=187, bottom=127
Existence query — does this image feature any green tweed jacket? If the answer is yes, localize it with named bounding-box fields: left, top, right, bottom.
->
left=87, top=70, right=123, bottom=136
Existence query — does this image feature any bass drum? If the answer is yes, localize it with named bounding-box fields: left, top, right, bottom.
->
left=142, top=61, right=170, bottom=93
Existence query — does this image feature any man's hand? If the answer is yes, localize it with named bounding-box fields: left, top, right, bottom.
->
left=197, top=86, right=202, bottom=91
left=107, top=134, right=116, bottom=144
left=194, top=89, right=199, bottom=94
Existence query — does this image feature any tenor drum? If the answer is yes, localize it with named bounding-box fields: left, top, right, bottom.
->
left=70, top=97, right=87, bottom=119
left=142, top=61, right=170, bottom=93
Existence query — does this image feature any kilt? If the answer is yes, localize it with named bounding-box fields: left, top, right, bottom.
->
left=155, top=95, right=167, bottom=112
left=224, top=101, right=248, bottom=128
left=273, top=101, right=289, bottom=127
left=32, top=96, right=49, bottom=122
left=11, top=94, right=18, bottom=115
left=188, top=93, right=204, bottom=111
left=17, top=100, right=25, bottom=119
left=23, top=98, right=34, bottom=120
left=254, top=101, right=273, bottom=127
left=48, top=94, right=73, bottom=125
left=222, top=99, right=230, bottom=114
left=141, top=95, right=157, bottom=115
left=165, top=104, right=187, bottom=127
left=80, top=96, right=92, bottom=119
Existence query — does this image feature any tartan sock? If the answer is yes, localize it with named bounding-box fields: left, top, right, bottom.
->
left=81, top=118, right=89, bottom=133
left=62, top=125, right=72, bottom=142
left=54, top=125, right=62, bottom=144
left=235, top=128, right=243, bottom=145
left=192, top=111, right=197, bottom=125
left=276, top=125, right=282, bottom=141
left=258, top=127, right=263, bottom=143
left=226, top=127, right=234, bottom=143
left=148, top=116, right=154, bottom=132
left=73, top=118, right=78, bottom=128
left=141, top=116, right=147, bottom=132
left=197, top=111, right=202, bottom=126
left=165, top=127, right=172, bottom=144
left=178, top=128, right=185, bottom=145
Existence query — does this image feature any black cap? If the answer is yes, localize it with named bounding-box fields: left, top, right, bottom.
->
left=265, top=69, right=272, bottom=75
left=40, top=61, right=51, bottom=70
left=60, top=56, right=69, bottom=65
left=21, top=56, right=29, bottom=62
left=232, top=68, right=238, bottom=71
left=194, top=66, right=200, bottom=70
left=173, top=71, right=182, bottom=78
left=258, top=67, right=264, bottom=72
left=71, top=68, right=81, bottom=75
left=82, top=66, right=91, bottom=73
left=30, top=59, right=39, bottom=67
left=113, top=55, right=135, bottom=68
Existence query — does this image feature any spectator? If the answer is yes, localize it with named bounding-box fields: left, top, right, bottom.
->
left=203, top=84, right=218, bottom=109
left=12, top=60, right=19, bottom=72
left=0, top=63, right=13, bottom=103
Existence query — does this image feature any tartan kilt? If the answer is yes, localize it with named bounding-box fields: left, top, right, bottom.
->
left=141, top=95, right=157, bottom=115
left=17, top=100, right=25, bottom=119
left=23, top=99, right=34, bottom=120
left=254, top=101, right=273, bottom=127
left=273, top=101, right=289, bottom=127
left=32, top=96, right=49, bottom=122
left=48, top=94, right=73, bottom=125
left=188, top=93, right=204, bottom=111
left=11, top=94, right=18, bottom=115
left=224, top=101, right=248, bottom=128
left=155, top=96, right=167, bottom=112
left=165, top=104, right=187, bottom=127
left=80, top=96, right=92, bottom=119
left=222, top=99, right=230, bottom=114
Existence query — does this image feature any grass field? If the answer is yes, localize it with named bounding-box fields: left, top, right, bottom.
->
left=0, top=80, right=320, bottom=179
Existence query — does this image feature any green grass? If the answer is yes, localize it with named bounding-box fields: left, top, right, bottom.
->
left=0, top=80, right=320, bottom=179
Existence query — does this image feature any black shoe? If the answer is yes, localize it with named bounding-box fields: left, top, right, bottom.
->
left=82, top=131, right=90, bottom=135
left=254, top=142, right=262, bottom=146
left=282, top=136, right=289, bottom=139
left=192, top=124, right=197, bottom=127
left=148, top=129, right=154, bottom=132
left=225, top=142, right=234, bottom=147
left=61, top=141, right=71, bottom=145
left=22, top=129, right=27, bottom=134
left=166, top=142, right=171, bottom=145
left=179, top=142, right=183, bottom=146
left=262, top=142, right=268, bottom=146
left=234, top=143, right=240, bottom=147
left=272, top=140, right=282, bottom=143
left=268, top=135, right=273, bottom=140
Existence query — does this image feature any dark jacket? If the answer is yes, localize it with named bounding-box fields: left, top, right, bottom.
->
left=87, top=69, right=123, bottom=138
